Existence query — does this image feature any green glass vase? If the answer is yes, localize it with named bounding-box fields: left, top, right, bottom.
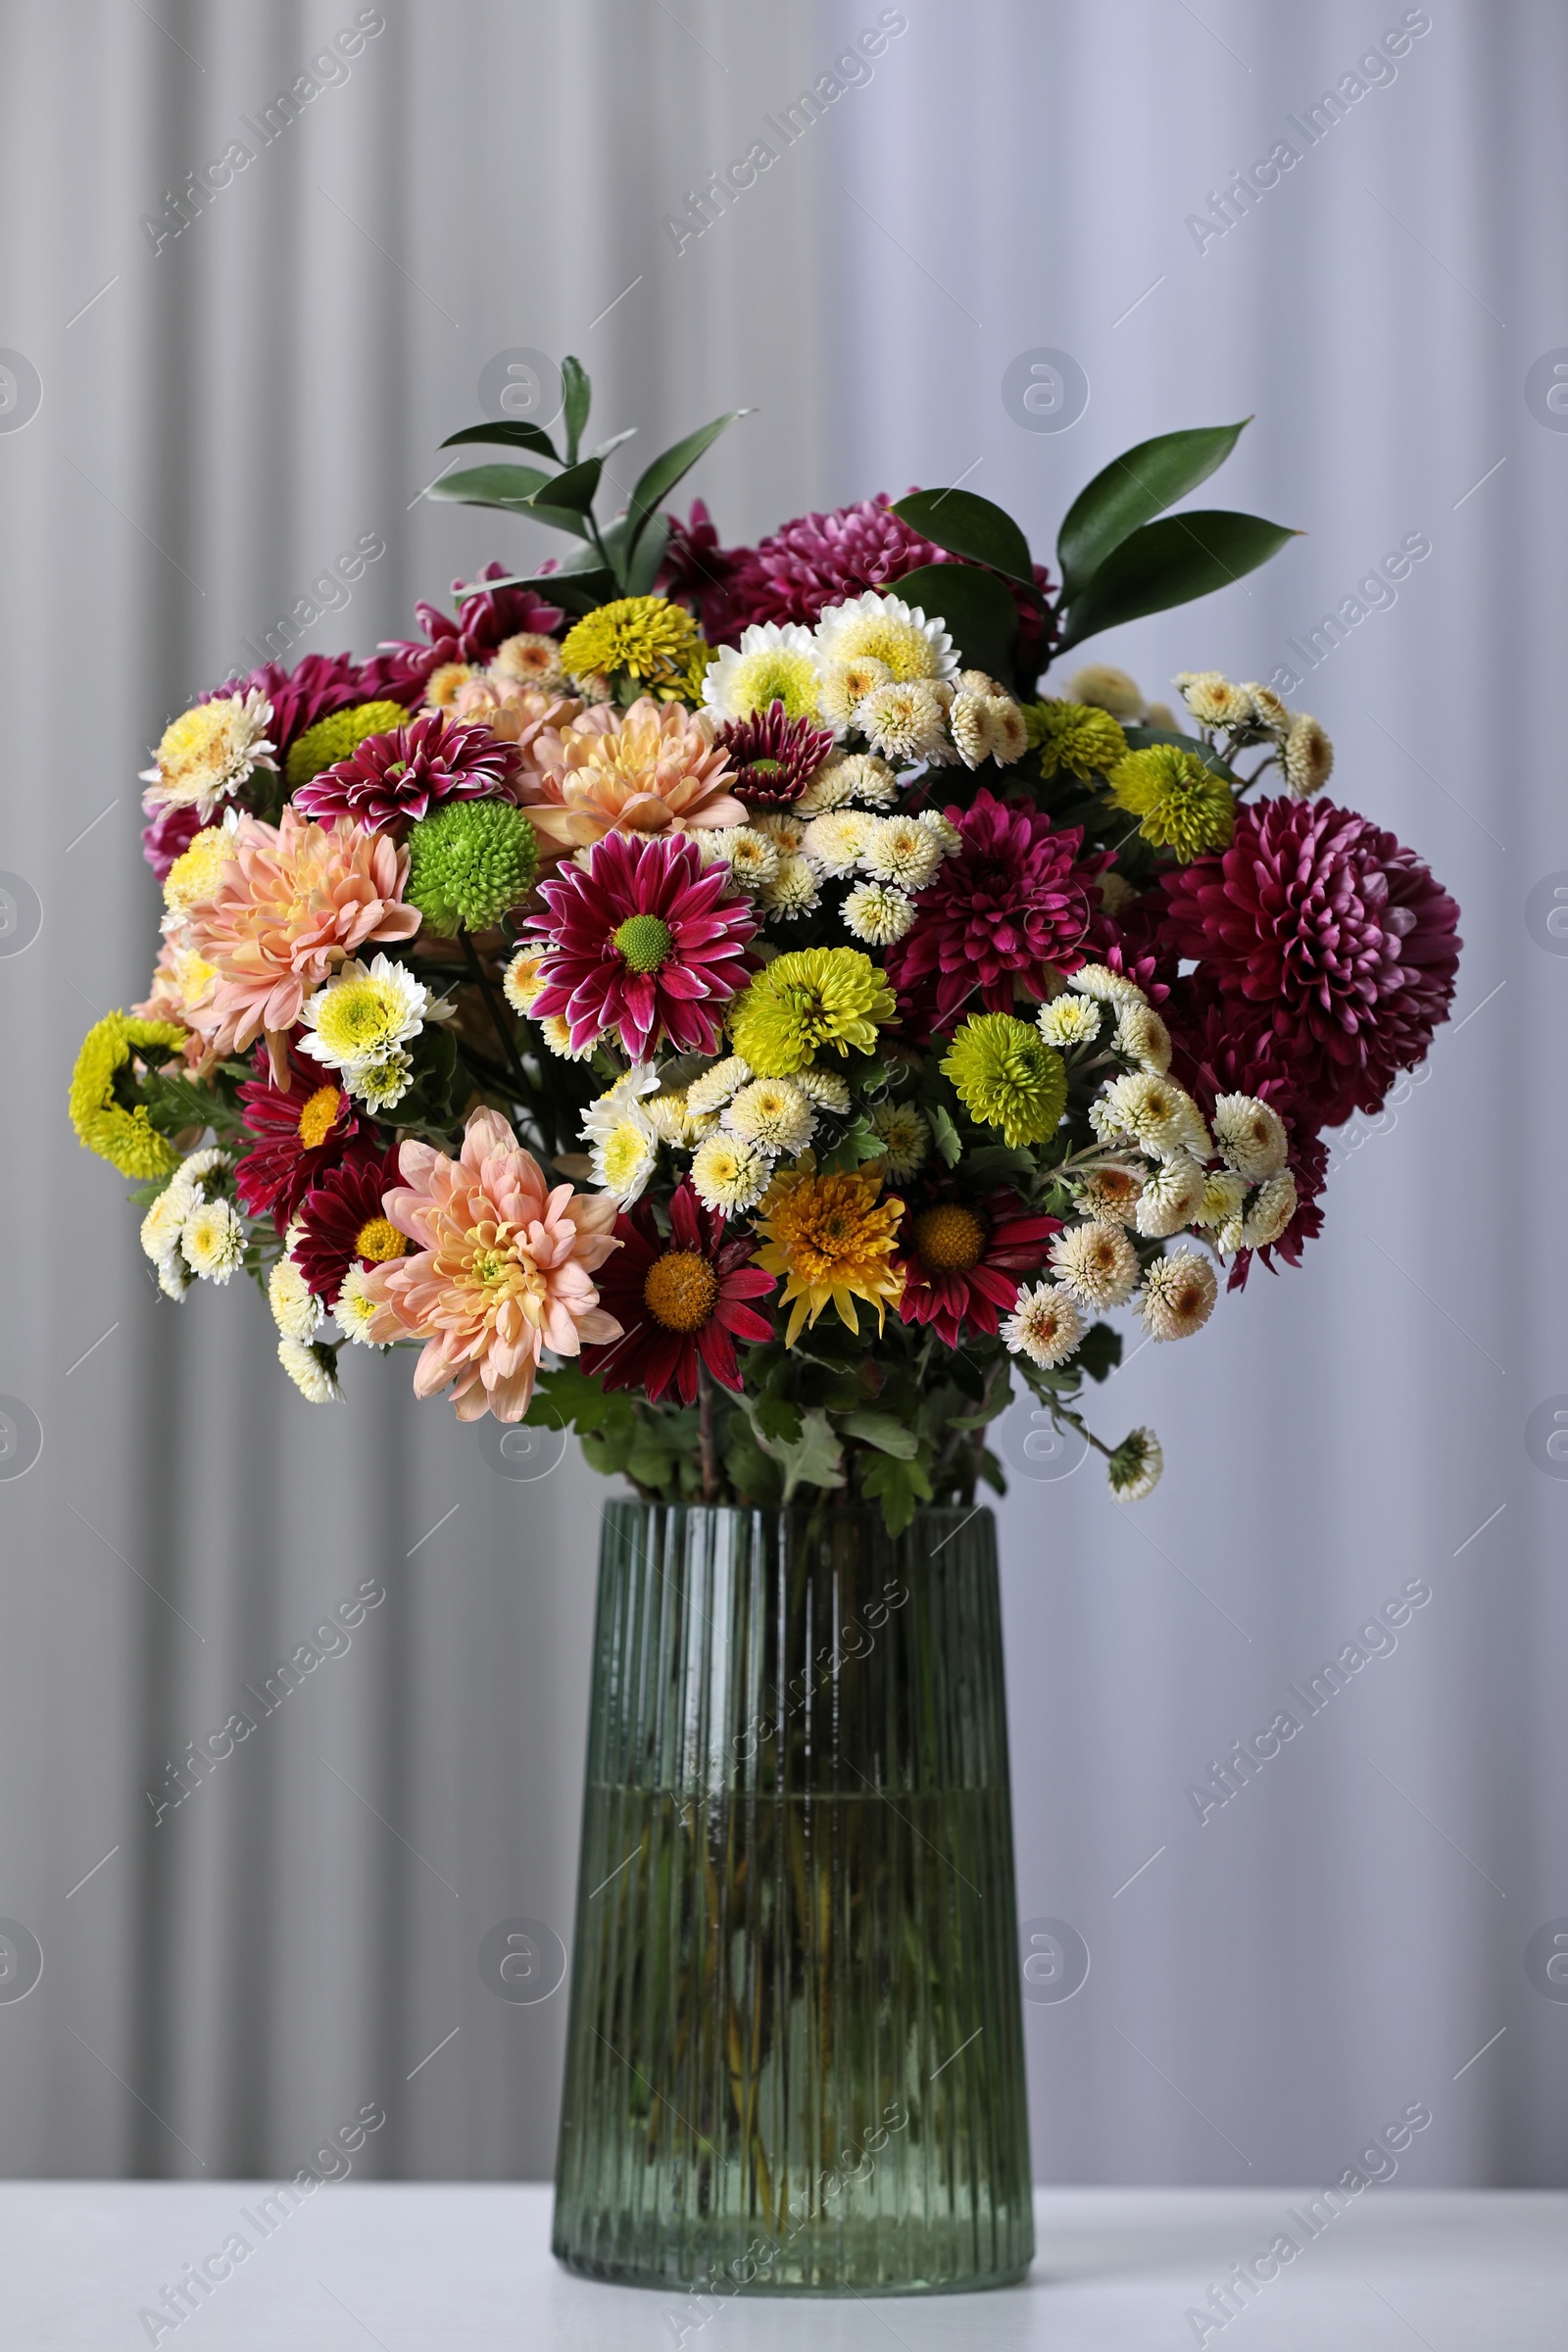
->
left=552, top=1501, right=1034, bottom=2295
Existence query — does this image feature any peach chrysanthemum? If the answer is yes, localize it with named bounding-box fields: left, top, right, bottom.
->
left=182, top=808, right=420, bottom=1082
left=514, top=695, right=746, bottom=854
left=447, top=675, right=581, bottom=757
left=361, top=1107, right=622, bottom=1422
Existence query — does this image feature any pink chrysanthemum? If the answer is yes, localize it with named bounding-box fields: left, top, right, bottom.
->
left=292, top=710, right=519, bottom=831
left=1161, top=798, right=1461, bottom=1127
left=514, top=697, right=744, bottom=854
left=361, top=564, right=564, bottom=702
left=526, top=830, right=758, bottom=1058
left=884, top=789, right=1103, bottom=1033
left=360, top=1107, right=621, bottom=1422
left=182, top=808, right=421, bottom=1080
left=715, top=704, right=836, bottom=807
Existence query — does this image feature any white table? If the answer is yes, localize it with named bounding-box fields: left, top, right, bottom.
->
left=4, top=2182, right=1564, bottom=2348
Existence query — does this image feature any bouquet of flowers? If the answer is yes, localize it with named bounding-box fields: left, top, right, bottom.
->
left=73, top=363, right=1461, bottom=1528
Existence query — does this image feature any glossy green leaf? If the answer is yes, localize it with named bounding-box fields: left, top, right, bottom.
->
left=624, top=512, right=672, bottom=597
left=439, top=419, right=562, bottom=463
left=928, top=1103, right=963, bottom=1168
left=527, top=455, right=602, bottom=514
left=1054, top=510, right=1298, bottom=654
left=886, top=563, right=1017, bottom=686
left=891, top=489, right=1036, bottom=589
left=1055, top=420, right=1251, bottom=600
left=840, top=1410, right=919, bottom=1460
left=562, top=356, right=591, bottom=465
left=453, top=564, right=614, bottom=612
left=590, top=425, right=639, bottom=461
left=625, top=410, right=753, bottom=556
left=424, top=463, right=557, bottom=511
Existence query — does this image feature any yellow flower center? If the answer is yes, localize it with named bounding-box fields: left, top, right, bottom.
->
left=602, top=1122, right=653, bottom=1191
left=730, top=649, right=821, bottom=721
left=828, top=612, right=939, bottom=682
left=315, top=978, right=404, bottom=1058
left=911, top=1203, right=986, bottom=1275
left=643, top=1250, right=717, bottom=1332
left=297, top=1085, right=341, bottom=1151
left=156, top=701, right=245, bottom=788
left=469, top=1245, right=514, bottom=1287
left=354, top=1216, right=408, bottom=1263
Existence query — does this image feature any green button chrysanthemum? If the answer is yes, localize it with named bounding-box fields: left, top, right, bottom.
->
left=282, top=701, right=412, bottom=791
left=69, top=1012, right=186, bottom=1178
left=405, top=799, right=540, bottom=937
left=729, top=947, right=895, bottom=1076
left=1024, top=698, right=1129, bottom=782
left=1108, top=744, right=1236, bottom=860
left=941, top=1013, right=1066, bottom=1149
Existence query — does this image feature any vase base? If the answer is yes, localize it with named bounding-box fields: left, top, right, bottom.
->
left=552, top=2211, right=1036, bottom=2297
left=551, top=2245, right=1035, bottom=2297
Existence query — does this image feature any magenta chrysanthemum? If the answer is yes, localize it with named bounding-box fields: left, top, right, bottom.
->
left=202, top=653, right=390, bottom=749
left=1161, top=798, right=1461, bottom=1126
left=526, top=831, right=758, bottom=1058
left=884, top=789, right=1102, bottom=1032
left=292, top=711, right=519, bottom=831
left=361, top=564, right=564, bottom=702
left=715, top=705, right=836, bottom=806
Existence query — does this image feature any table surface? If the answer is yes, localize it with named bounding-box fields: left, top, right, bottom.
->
left=3, top=2182, right=1564, bottom=2348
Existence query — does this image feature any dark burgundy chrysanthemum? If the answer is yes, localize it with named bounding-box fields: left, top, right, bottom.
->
left=292, top=711, right=519, bottom=831
left=234, top=1040, right=371, bottom=1231
left=654, top=500, right=742, bottom=644
left=895, top=1187, right=1060, bottom=1348
left=884, top=789, right=1105, bottom=1035
left=201, top=653, right=385, bottom=749
left=579, top=1181, right=776, bottom=1404
left=1162, top=797, right=1461, bottom=1127
left=361, top=564, right=564, bottom=702
left=715, top=704, right=836, bottom=806
left=526, top=831, right=758, bottom=1058
left=293, top=1145, right=409, bottom=1307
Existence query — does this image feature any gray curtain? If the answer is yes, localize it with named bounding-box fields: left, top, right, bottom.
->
left=1, top=0, right=1561, bottom=2189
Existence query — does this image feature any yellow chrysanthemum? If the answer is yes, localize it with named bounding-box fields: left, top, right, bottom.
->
left=560, top=596, right=706, bottom=692
left=1024, top=698, right=1129, bottom=781
left=941, top=1013, right=1066, bottom=1149
left=163, top=825, right=236, bottom=915
left=752, top=1164, right=906, bottom=1345
left=70, top=1012, right=186, bottom=1178
left=282, top=700, right=411, bottom=792
left=729, top=947, right=895, bottom=1077
left=1108, top=745, right=1236, bottom=860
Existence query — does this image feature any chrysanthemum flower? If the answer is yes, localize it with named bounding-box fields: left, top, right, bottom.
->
left=1025, top=699, right=1128, bottom=781
left=818, top=657, right=894, bottom=732
left=752, top=1164, right=906, bottom=1344
left=752, top=811, right=808, bottom=855
left=1038, top=995, right=1102, bottom=1049
left=282, top=701, right=413, bottom=793
left=951, top=689, right=1028, bottom=770
left=1050, top=1219, right=1140, bottom=1309
left=796, top=751, right=899, bottom=814
left=580, top=1067, right=662, bottom=1206
left=855, top=679, right=948, bottom=763
left=502, top=950, right=545, bottom=1014
left=703, top=623, right=824, bottom=725
left=689, top=1131, right=771, bottom=1215
left=333, top=1263, right=384, bottom=1346
left=1193, top=1169, right=1248, bottom=1230
left=812, top=590, right=957, bottom=683
left=291, top=1147, right=412, bottom=1307
left=492, top=631, right=565, bottom=689
left=896, top=1189, right=1059, bottom=1346
left=1243, top=683, right=1291, bottom=733
left=1211, top=1093, right=1290, bottom=1180
left=941, top=1013, right=1066, bottom=1148
left=710, top=826, right=780, bottom=891
left=357, top=1108, right=621, bottom=1420
left=1078, top=1162, right=1144, bottom=1223
left=860, top=815, right=943, bottom=891
left=1283, top=713, right=1334, bottom=798
left=714, top=704, right=836, bottom=806
left=526, top=830, right=758, bottom=1059
left=234, top=1041, right=368, bottom=1228
left=560, top=596, right=706, bottom=693
left=1000, top=1281, right=1082, bottom=1368
left=1175, top=671, right=1250, bottom=729
left=163, top=824, right=238, bottom=918
left=687, top=1054, right=753, bottom=1115
left=1065, top=663, right=1146, bottom=720
left=1107, top=1427, right=1162, bottom=1498
left=802, top=809, right=876, bottom=874
left=539, top=1013, right=598, bottom=1059
left=729, top=947, right=895, bottom=1077
left=299, top=954, right=434, bottom=1088
left=843, top=880, right=915, bottom=946
left=1241, top=1170, right=1298, bottom=1248
left=269, top=1255, right=322, bottom=1342
left=1114, top=1002, right=1173, bottom=1072
left=292, top=711, right=517, bottom=832
left=1096, top=1071, right=1210, bottom=1161
left=180, top=1199, right=245, bottom=1284
left=760, top=857, right=823, bottom=920
left=69, top=1013, right=186, bottom=1179
left=277, top=1337, right=343, bottom=1402
left=580, top=1181, right=775, bottom=1404
left=868, top=1101, right=929, bottom=1181
left=1137, top=1249, right=1217, bottom=1340
left=1133, top=1150, right=1207, bottom=1238
left=1068, top=962, right=1147, bottom=1007
left=405, top=799, right=539, bottom=936
left=140, top=689, right=277, bottom=819
left=515, top=696, right=745, bottom=853
left=1109, top=745, right=1236, bottom=861
left=724, top=1076, right=814, bottom=1157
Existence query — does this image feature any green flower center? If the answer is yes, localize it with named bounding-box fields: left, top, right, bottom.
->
left=748, top=757, right=782, bottom=777
left=614, top=914, right=674, bottom=973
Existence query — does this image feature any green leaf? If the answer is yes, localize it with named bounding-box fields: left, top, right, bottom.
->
left=861, top=1451, right=933, bottom=1537
left=883, top=563, right=1017, bottom=686
left=959, top=1145, right=1037, bottom=1191
left=455, top=564, right=616, bottom=613
left=1055, top=420, right=1251, bottom=600
left=624, top=410, right=752, bottom=558
left=514, top=504, right=592, bottom=542
left=590, top=426, right=638, bottom=461
left=891, top=489, right=1036, bottom=589
left=624, top=512, right=671, bottom=597
left=440, top=419, right=563, bottom=463
left=745, top=1400, right=845, bottom=1500
left=527, top=455, right=602, bottom=514
left=424, top=463, right=558, bottom=512
left=754, top=1396, right=803, bottom=1446
left=818, top=1115, right=887, bottom=1174
left=841, top=1410, right=919, bottom=1460
left=929, top=1103, right=963, bottom=1169
left=1054, top=510, right=1298, bottom=656
left=562, top=356, right=591, bottom=464
left=1075, top=1322, right=1124, bottom=1383
left=1120, top=722, right=1237, bottom=781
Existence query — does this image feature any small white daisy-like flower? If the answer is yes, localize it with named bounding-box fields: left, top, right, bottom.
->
left=352, top=1048, right=416, bottom=1113
left=140, top=1182, right=192, bottom=1262
left=859, top=814, right=942, bottom=891
left=502, top=950, right=545, bottom=1015
left=856, top=680, right=949, bottom=763
left=1137, top=1250, right=1217, bottom=1341
left=1242, top=682, right=1291, bottom=733
left=1101, top=1072, right=1208, bottom=1161
left=581, top=1066, right=662, bottom=1204
left=1241, top=1170, right=1298, bottom=1249
left=1038, top=995, right=1102, bottom=1049
left=759, top=854, right=822, bottom=920
left=1078, top=1163, right=1144, bottom=1224
left=915, top=808, right=962, bottom=856
left=1283, top=712, right=1334, bottom=798
left=268, top=1254, right=321, bottom=1342
left=645, top=1089, right=696, bottom=1147
left=1108, top=1427, right=1163, bottom=1500
left=491, top=631, right=564, bottom=689
left=868, top=1101, right=929, bottom=1181
left=277, top=1336, right=343, bottom=1402
left=712, top=826, right=780, bottom=890
left=1211, top=1093, right=1290, bottom=1181
left=180, top=1199, right=245, bottom=1284
left=140, top=686, right=277, bottom=819
left=1069, top=961, right=1148, bottom=1008
left=299, top=953, right=431, bottom=1080
left=1114, top=1002, right=1172, bottom=1074
left=751, top=810, right=809, bottom=856
left=333, top=1263, right=384, bottom=1346
left=690, top=1131, right=770, bottom=1214
left=794, top=1066, right=852, bottom=1115
left=813, top=589, right=958, bottom=683
left=803, top=809, right=876, bottom=874
left=1001, top=1280, right=1084, bottom=1369
left=687, top=1055, right=753, bottom=1115
left=725, top=1076, right=814, bottom=1157
left=172, top=1145, right=231, bottom=1196
left=949, top=691, right=999, bottom=770
left=702, top=622, right=824, bottom=725
left=1133, top=1150, right=1208, bottom=1238
left=156, top=1250, right=192, bottom=1301
left=1175, top=670, right=1250, bottom=729
left=1065, top=663, right=1145, bottom=720
left=817, top=656, right=894, bottom=733
left=1193, top=1168, right=1248, bottom=1229
left=988, top=700, right=1029, bottom=764
left=793, top=756, right=858, bottom=814
left=842, top=880, right=915, bottom=947
left=1050, top=1220, right=1140, bottom=1309
left=833, top=752, right=901, bottom=808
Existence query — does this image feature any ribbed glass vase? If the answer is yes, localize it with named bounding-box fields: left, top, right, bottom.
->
left=552, top=1500, right=1034, bottom=2295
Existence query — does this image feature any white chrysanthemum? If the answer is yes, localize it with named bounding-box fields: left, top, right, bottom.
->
left=856, top=680, right=949, bottom=763
left=833, top=752, right=901, bottom=808
left=793, top=759, right=855, bottom=814
left=817, top=656, right=894, bottom=732
left=690, top=1131, right=770, bottom=1214
left=300, top=953, right=430, bottom=1078
left=1133, top=1150, right=1208, bottom=1238
left=1066, top=663, right=1145, bottom=720
left=333, top=1263, right=384, bottom=1346
left=868, top=1101, right=929, bottom=1181
left=1001, top=1280, right=1083, bottom=1369
left=1114, top=1002, right=1172, bottom=1074
left=1242, top=682, right=1291, bottom=734
left=156, top=1250, right=192, bottom=1301
left=581, top=1066, right=662, bottom=1203
left=1108, top=1427, right=1163, bottom=1500
left=988, top=700, right=1028, bottom=764
left=1193, top=1168, right=1247, bottom=1229
left=268, top=1254, right=321, bottom=1342
left=1284, top=712, right=1334, bottom=798
left=172, top=1145, right=231, bottom=1196
left=1174, top=670, right=1250, bottom=729
left=759, top=854, right=822, bottom=920
left=1100, top=1072, right=1209, bottom=1161
left=950, top=690, right=1028, bottom=770
left=277, top=1336, right=342, bottom=1401
left=1038, top=995, right=1102, bottom=1049
left=725, top=1076, right=814, bottom=1157
left=794, top=1066, right=851, bottom=1115
left=140, top=686, right=277, bottom=819
left=180, top=1199, right=245, bottom=1283
left=1211, top=1093, right=1290, bottom=1181
left=539, top=1013, right=599, bottom=1060
left=813, top=589, right=957, bottom=683
left=1137, top=1250, right=1217, bottom=1341
left=915, top=808, right=962, bottom=856
left=842, top=880, right=915, bottom=946
left=140, top=1183, right=192, bottom=1262
left=502, top=950, right=545, bottom=1014
left=1078, top=1163, right=1144, bottom=1224
left=353, top=1048, right=416, bottom=1112
left=712, top=825, right=780, bottom=890
left=688, top=1055, right=753, bottom=1115
left=1241, top=1170, right=1298, bottom=1249
left=803, top=809, right=876, bottom=875
left=1069, top=962, right=1147, bottom=1008
left=752, top=810, right=808, bottom=855
left=859, top=814, right=942, bottom=891
left=1050, top=1220, right=1140, bottom=1309
left=702, top=622, right=824, bottom=724
left=645, top=1089, right=696, bottom=1147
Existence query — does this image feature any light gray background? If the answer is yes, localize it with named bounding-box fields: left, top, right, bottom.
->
left=0, top=0, right=1563, bottom=2189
